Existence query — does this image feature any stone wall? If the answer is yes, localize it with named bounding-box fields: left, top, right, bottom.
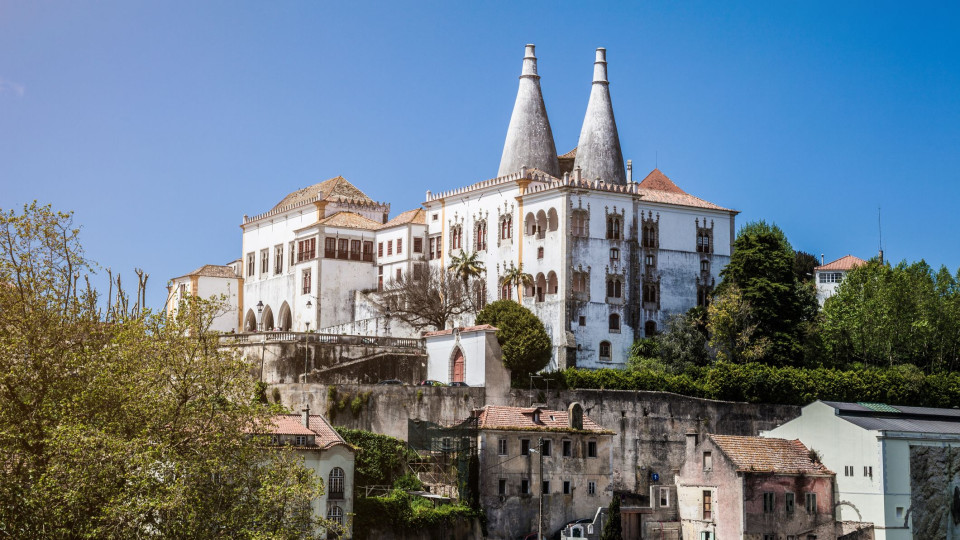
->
left=360, top=516, right=484, bottom=540
left=910, top=445, right=960, bottom=539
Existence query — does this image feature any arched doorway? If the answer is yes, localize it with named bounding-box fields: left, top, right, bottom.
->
left=261, top=305, right=274, bottom=331
left=243, top=309, right=257, bottom=332
left=451, top=347, right=465, bottom=383
left=277, top=302, right=292, bottom=331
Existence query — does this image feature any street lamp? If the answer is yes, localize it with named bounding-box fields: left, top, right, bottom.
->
left=305, top=300, right=312, bottom=333
left=256, top=300, right=264, bottom=332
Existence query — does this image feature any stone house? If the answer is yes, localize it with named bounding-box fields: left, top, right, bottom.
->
left=814, top=255, right=866, bottom=305
left=165, top=261, right=243, bottom=332
left=423, top=324, right=511, bottom=388
left=676, top=433, right=837, bottom=540
left=264, top=409, right=356, bottom=539
left=473, top=403, right=614, bottom=539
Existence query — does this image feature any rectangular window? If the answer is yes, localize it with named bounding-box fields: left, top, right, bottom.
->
left=805, top=492, right=817, bottom=514
left=521, top=439, right=530, bottom=456
left=764, top=535, right=776, bottom=540
left=337, top=238, right=349, bottom=259
left=659, top=487, right=670, bottom=507
left=498, top=479, right=506, bottom=495
left=542, top=440, right=552, bottom=457
left=763, top=492, right=774, bottom=513
left=588, top=481, right=596, bottom=495
left=703, top=490, right=712, bottom=520
left=844, top=465, right=853, bottom=476
left=579, top=316, right=586, bottom=326
left=587, top=441, right=597, bottom=458
left=350, top=239, right=361, bottom=260
left=396, top=268, right=402, bottom=281
left=428, top=237, right=435, bottom=260
left=295, top=435, right=307, bottom=446
left=785, top=492, right=795, bottom=513
left=563, top=480, right=571, bottom=494
left=246, top=252, right=255, bottom=277
left=289, top=241, right=295, bottom=268
left=414, top=237, right=423, bottom=253
left=363, top=241, right=373, bottom=262
left=498, top=438, right=507, bottom=456
left=378, top=242, right=383, bottom=257
left=521, top=479, right=530, bottom=495
left=301, top=268, right=312, bottom=294
left=298, top=238, right=317, bottom=261
left=562, top=440, right=572, bottom=457
left=275, top=245, right=283, bottom=274
left=387, top=240, right=393, bottom=255
left=413, top=263, right=423, bottom=281
left=541, top=480, right=549, bottom=494
left=396, top=238, right=402, bottom=254
left=260, top=249, right=269, bottom=275
left=864, top=466, right=873, bottom=478
left=434, top=236, right=441, bottom=259
left=700, top=533, right=712, bottom=540
left=324, top=237, right=335, bottom=258
left=896, top=506, right=904, bottom=518
left=703, top=451, right=713, bottom=471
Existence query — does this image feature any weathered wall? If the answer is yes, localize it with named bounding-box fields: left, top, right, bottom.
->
left=359, top=516, right=484, bottom=540
left=909, top=445, right=960, bottom=540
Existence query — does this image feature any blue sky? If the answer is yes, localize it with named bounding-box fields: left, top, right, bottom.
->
left=2, top=1, right=959, bottom=310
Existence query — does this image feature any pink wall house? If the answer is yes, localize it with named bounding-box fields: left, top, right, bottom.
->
left=676, top=432, right=838, bottom=540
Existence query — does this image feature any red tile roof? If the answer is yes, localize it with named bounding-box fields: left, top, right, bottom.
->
left=382, top=208, right=426, bottom=228
left=263, top=414, right=351, bottom=450
left=317, top=211, right=383, bottom=230
left=475, top=405, right=611, bottom=433
left=637, top=169, right=735, bottom=212
left=422, top=324, right=497, bottom=337
left=816, top=255, right=866, bottom=272
left=710, top=435, right=833, bottom=475
left=558, top=147, right=578, bottom=159
left=272, top=176, right=376, bottom=211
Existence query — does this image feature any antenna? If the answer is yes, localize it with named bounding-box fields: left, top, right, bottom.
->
left=878, top=207, right=884, bottom=264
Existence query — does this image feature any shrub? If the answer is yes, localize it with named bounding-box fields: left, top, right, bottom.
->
left=475, top=300, right=551, bottom=377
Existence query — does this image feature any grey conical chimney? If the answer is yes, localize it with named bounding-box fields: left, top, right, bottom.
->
left=497, top=44, right=560, bottom=178
left=573, top=48, right=626, bottom=185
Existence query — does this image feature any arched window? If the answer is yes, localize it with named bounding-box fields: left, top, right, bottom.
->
left=243, top=309, right=257, bottom=332
left=547, top=271, right=558, bottom=294
left=547, top=208, right=559, bottom=231
left=500, top=282, right=513, bottom=300
left=475, top=220, right=487, bottom=251
left=606, top=278, right=622, bottom=299
left=573, top=272, right=588, bottom=294
left=606, top=216, right=622, bottom=240
left=525, top=213, right=536, bottom=236
left=599, top=341, right=611, bottom=361
left=536, top=210, right=547, bottom=239
left=571, top=210, right=588, bottom=237
left=535, top=273, right=546, bottom=302
left=642, top=225, right=657, bottom=248
left=609, top=314, right=620, bottom=332
left=645, top=320, right=658, bottom=336
left=327, top=504, right=343, bottom=525
left=328, top=468, right=345, bottom=499
left=451, top=347, right=465, bottom=383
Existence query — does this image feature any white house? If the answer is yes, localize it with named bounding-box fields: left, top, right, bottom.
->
left=423, top=324, right=511, bottom=388
left=815, top=254, right=866, bottom=305
left=763, top=400, right=960, bottom=540
left=166, top=261, right=243, bottom=333
left=265, top=410, right=356, bottom=539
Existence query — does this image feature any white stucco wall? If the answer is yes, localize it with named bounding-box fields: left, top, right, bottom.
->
left=425, top=329, right=490, bottom=386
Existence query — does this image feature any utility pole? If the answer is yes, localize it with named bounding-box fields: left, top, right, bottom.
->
left=538, top=436, right=544, bottom=540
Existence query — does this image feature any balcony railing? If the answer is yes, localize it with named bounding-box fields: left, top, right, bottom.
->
left=220, top=331, right=424, bottom=349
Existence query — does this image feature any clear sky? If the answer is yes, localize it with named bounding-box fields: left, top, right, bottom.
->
left=2, top=1, right=959, bottom=310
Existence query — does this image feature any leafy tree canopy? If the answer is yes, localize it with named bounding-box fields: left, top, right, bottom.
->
left=0, top=203, right=329, bottom=538
left=475, top=300, right=551, bottom=377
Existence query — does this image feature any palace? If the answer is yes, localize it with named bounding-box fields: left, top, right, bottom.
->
left=178, top=44, right=738, bottom=370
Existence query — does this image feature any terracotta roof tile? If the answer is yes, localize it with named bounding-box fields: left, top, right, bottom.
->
left=317, top=211, right=383, bottom=230
left=636, top=168, right=735, bottom=212
left=475, top=405, right=610, bottom=433
left=422, top=324, right=497, bottom=337
left=816, top=255, right=867, bottom=272
left=382, top=208, right=426, bottom=228
left=272, top=176, right=375, bottom=211
left=558, top=147, right=578, bottom=159
left=263, top=415, right=316, bottom=436
left=637, top=168, right=687, bottom=195
left=263, top=414, right=351, bottom=450
left=710, top=435, right=833, bottom=475
left=183, top=264, right=239, bottom=279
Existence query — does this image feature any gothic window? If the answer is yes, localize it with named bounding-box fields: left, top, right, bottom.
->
left=573, top=272, right=588, bottom=294
left=599, top=341, right=611, bottom=361
left=609, top=314, right=620, bottom=333
left=606, top=278, right=622, bottom=299
left=246, top=252, right=254, bottom=277
left=571, top=210, right=588, bottom=237
left=645, top=253, right=655, bottom=267
left=260, top=249, right=269, bottom=275
left=697, top=285, right=712, bottom=308
left=476, top=280, right=487, bottom=308
left=643, top=282, right=659, bottom=306
left=606, top=215, right=622, bottom=240
left=500, top=215, right=513, bottom=241
left=500, top=281, right=512, bottom=300
left=301, top=268, right=312, bottom=294
left=642, top=211, right=660, bottom=249
left=274, top=245, right=283, bottom=274
left=642, top=224, right=658, bottom=248
left=696, top=220, right=714, bottom=254
left=475, top=220, right=488, bottom=251
left=450, top=225, right=463, bottom=250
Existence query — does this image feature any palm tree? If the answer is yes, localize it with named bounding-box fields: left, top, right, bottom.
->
left=448, top=250, right=485, bottom=289
left=500, top=264, right=532, bottom=303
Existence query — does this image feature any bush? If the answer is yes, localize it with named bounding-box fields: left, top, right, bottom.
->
left=353, top=489, right=480, bottom=538
left=475, top=300, right=551, bottom=377
left=334, top=427, right=415, bottom=486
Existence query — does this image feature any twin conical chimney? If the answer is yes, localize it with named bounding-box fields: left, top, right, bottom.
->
left=497, top=44, right=560, bottom=178
left=573, top=48, right=626, bottom=185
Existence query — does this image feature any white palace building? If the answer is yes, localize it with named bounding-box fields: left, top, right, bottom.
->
left=171, top=45, right=738, bottom=370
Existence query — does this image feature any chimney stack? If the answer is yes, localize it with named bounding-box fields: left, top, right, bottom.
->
left=573, top=48, right=626, bottom=185
left=685, top=429, right=699, bottom=455
left=627, top=159, right=633, bottom=182
left=821, top=253, right=824, bottom=265
left=497, top=44, right=560, bottom=178
left=301, top=405, right=310, bottom=429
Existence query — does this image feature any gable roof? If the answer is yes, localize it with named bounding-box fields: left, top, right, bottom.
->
left=422, top=324, right=497, bottom=337
left=264, top=414, right=352, bottom=450
left=382, top=208, right=426, bottom=229
left=709, top=435, right=832, bottom=475
left=558, top=147, right=578, bottom=159
left=272, top=176, right=375, bottom=211
left=816, top=255, right=867, bottom=272
left=818, top=400, right=960, bottom=435
left=636, top=169, right=735, bottom=212
left=317, top=211, right=383, bottom=230
left=474, top=405, right=611, bottom=433
left=171, top=264, right=239, bottom=281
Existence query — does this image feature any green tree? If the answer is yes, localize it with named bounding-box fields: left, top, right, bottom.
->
left=654, top=306, right=710, bottom=372
left=448, top=250, right=487, bottom=311
left=0, top=203, right=329, bottom=538
left=794, top=250, right=819, bottom=283
left=599, top=493, right=622, bottom=540
left=475, top=300, right=551, bottom=377
left=708, top=284, right=770, bottom=363
left=713, top=220, right=815, bottom=366
left=499, top=264, right=533, bottom=303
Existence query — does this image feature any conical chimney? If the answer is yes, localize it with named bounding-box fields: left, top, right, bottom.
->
left=497, top=44, right=560, bottom=178
left=573, top=48, right=626, bottom=185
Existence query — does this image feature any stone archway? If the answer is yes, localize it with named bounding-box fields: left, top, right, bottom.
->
left=243, top=309, right=257, bottom=332
left=451, top=347, right=465, bottom=383
left=277, top=302, right=292, bottom=331
left=261, top=305, right=274, bottom=331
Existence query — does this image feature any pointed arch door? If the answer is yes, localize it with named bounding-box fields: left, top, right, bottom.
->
left=452, top=348, right=465, bottom=383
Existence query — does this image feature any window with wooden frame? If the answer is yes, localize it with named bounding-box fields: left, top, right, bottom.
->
left=298, top=238, right=316, bottom=261
left=260, top=249, right=269, bottom=275
left=324, top=237, right=335, bottom=258
left=350, top=239, right=361, bottom=261
left=413, top=237, right=423, bottom=253
left=274, top=245, right=283, bottom=274
left=337, top=238, right=348, bottom=259
left=301, top=268, right=311, bottom=294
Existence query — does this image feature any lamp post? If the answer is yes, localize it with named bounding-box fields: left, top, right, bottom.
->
left=256, top=300, right=264, bottom=332
left=529, top=438, right=544, bottom=540
left=304, top=300, right=312, bottom=384
left=256, top=300, right=265, bottom=383
left=305, top=300, right=312, bottom=333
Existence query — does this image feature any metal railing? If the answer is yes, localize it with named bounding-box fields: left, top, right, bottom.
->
left=219, top=331, right=424, bottom=349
